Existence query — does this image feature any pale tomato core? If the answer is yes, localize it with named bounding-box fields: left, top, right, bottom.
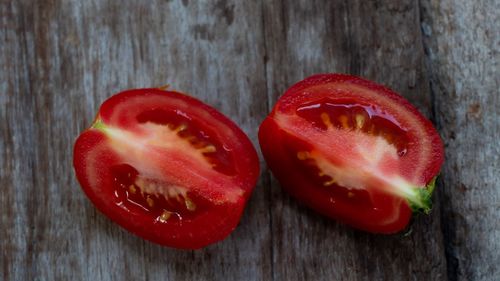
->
left=135, top=108, right=236, bottom=176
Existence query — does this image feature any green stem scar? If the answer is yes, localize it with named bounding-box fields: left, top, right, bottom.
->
left=404, top=176, right=437, bottom=214
left=92, top=118, right=106, bottom=130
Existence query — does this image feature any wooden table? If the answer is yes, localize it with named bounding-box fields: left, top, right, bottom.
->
left=1, top=1, right=498, bottom=280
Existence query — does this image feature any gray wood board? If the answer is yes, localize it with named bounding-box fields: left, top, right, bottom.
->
left=1, top=0, right=498, bottom=280
left=421, top=0, right=500, bottom=280
left=1, top=1, right=271, bottom=280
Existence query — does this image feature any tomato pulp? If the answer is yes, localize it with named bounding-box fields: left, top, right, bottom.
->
left=74, top=88, right=259, bottom=249
left=259, top=74, right=444, bottom=233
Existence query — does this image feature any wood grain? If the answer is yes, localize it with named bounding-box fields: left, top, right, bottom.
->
left=1, top=0, right=498, bottom=280
left=1, top=0, right=271, bottom=280
left=262, top=1, right=447, bottom=280
left=421, top=1, right=500, bottom=280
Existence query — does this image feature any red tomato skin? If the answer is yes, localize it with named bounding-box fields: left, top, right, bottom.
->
left=73, top=89, right=259, bottom=249
left=259, top=74, right=444, bottom=233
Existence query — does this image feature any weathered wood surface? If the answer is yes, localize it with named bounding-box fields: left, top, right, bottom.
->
left=421, top=1, right=500, bottom=280
left=0, top=0, right=498, bottom=280
left=1, top=1, right=271, bottom=280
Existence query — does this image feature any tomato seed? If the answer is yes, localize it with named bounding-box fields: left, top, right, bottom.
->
left=146, top=196, right=154, bottom=207
left=324, top=178, right=336, bottom=186
left=321, top=112, right=333, bottom=128
left=158, top=210, right=172, bottom=222
left=129, top=185, right=136, bottom=194
left=355, top=114, right=365, bottom=129
left=174, top=124, right=187, bottom=133
left=199, top=145, right=216, bottom=153
left=339, top=115, right=350, bottom=129
left=297, top=151, right=310, bottom=160
left=185, top=198, right=196, bottom=211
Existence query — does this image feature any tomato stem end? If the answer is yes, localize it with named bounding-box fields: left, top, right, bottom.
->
left=407, top=176, right=437, bottom=214
left=92, top=118, right=106, bottom=130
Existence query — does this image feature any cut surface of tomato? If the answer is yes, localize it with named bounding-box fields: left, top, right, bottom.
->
left=74, top=88, right=259, bottom=249
left=259, top=74, right=444, bottom=233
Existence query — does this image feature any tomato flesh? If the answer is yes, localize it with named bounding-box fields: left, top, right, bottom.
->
left=135, top=107, right=236, bottom=176
left=110, top=163, right=211, bottom=223
left=259, top=74, right=444, bottom=233
left=74, top=89, right=259, bottom=249
left=296, top=99, right=410, bottom=156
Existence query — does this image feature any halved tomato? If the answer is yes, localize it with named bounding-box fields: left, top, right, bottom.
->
left=259, top=74, right=444, bottom=233
left=74, top=88, right=259, bottom=249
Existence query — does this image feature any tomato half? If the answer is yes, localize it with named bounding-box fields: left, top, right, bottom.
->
left=74, top=88, right=259, bottom=249
left=259, top=74, right=444, bottom=233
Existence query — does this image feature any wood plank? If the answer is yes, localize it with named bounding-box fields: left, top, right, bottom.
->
left=4, top=0, right=497, bottom=280
left=420, top=1, right=500, bottom=280
left=262, top=1, right=448, bottom=280
left=1, top=0, right=271, bottom=280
